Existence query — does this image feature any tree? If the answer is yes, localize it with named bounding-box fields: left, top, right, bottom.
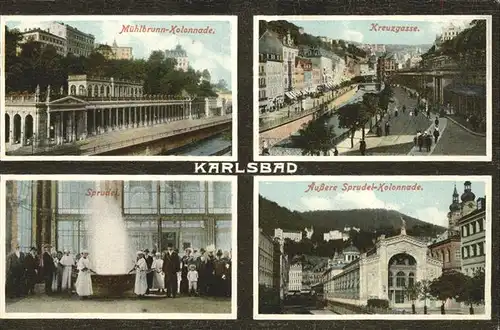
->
left=417, top=279, right=432, bottom=314
left=201, top=69, right=211, bottom=82
left=405, top=283, right=420, bottom=314
left=456, top=269, right=485, bottom=314
left=296, top=118, right=336, bottom=156
left=429, top=270, right=466, bottom=314
left=337, top=103, right=367, bottom=148
left=216, top=79, right=228, bottom=91
left=361, top=92, right=380, bottom=138
left=378, top=85, right=394, bottom=114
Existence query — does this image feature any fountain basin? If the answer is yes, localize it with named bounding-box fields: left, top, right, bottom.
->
left=91, top=273, right=135, bottom=297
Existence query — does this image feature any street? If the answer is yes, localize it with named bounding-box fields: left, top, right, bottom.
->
left=5, top=294, right=231, bottom=314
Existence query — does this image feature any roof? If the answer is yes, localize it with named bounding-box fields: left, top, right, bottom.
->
left=343, top=244, right=360, bottom=253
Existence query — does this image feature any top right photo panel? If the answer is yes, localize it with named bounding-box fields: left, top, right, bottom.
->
left=254, top=16, right=492, bottom=161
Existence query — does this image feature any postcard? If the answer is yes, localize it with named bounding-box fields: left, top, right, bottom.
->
left=1, top=15, right=237, bottom=161
left=254, top=16, right=491, bottom=162
left=1, top=175, right=237, bottom=319
left=254, top=176, right=491, bottom=320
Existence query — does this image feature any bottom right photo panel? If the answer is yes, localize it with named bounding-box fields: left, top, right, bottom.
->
left=254, top=176, right=491, bottom=320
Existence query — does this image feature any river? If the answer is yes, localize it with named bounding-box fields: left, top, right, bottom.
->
left=164, top=133, right=232, bottom=156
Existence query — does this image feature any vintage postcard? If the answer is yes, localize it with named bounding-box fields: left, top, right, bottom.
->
left=1, top=15, right=237, bottom=161
left=254, top=176, right=491, bottom=320
left=254, top=16, right=491, bottom=162
left=1, top=175, right=237, bottom=319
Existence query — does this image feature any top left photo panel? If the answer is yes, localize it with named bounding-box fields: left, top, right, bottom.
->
left=1, top=15, right=237, bottom=161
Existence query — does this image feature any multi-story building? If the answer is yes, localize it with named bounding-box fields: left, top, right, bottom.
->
left=428, top=184, right=464, bottom=273
left=281, top=31, right=299, bottom=92
left=259, top=30, right=284, bottom=111
left=300, top=46, right=334, bottom=87
left=49, top=22, right=95, bottom=57
left=288, top=263, right=302, bottom=292
left=165, top=44, right=189, bottom=71
left=293, top=57, right=305, bottom=93
left=258, top=56, right=267, bottom=112
left=259, top=229, right=276, bottom=288
left=274, top=228, right=302, bottom=243
left=458, top=183, right=486, bottom=277
left=18, top=28, right=66, bottom=56
left=435, top=23, right=463, bottom=48
left=377, top=55, right=397, bottom=81
left=324, top=230, right=343, bottom=242
left=95, top=40, right=133, bottom=60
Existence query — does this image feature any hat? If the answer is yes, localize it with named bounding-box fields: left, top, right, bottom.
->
left=137, top=251, right=144, bottom=255
left=216, top=250, right=223, bottom=256
left=188, top=264, right=196, bottom=271
left=155, top=252, right=161, bottom=257
left=144, top=249, right=150, bottom=253
left=81, top=249, right=89, bottom=254
left=43, top=244, right=51, bottom=249
left=63, top=249, right=69, bottom=253
left=167, top=243, right=173, bottom=248
left=206, top=244, right=215, bottom=253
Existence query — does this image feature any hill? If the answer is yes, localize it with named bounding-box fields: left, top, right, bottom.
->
left=259, top=195, right=446, bottom=238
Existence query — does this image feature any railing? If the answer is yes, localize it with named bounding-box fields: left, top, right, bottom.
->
left=259, top=86, right=357, bottom=132
left=83, top=117, right=232, bottom=155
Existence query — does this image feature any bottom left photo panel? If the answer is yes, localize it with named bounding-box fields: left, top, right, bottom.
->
left=0, top=175, right=237, bottom=319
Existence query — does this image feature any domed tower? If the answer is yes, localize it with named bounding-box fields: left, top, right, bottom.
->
left=448, top=184, right=461, bottom=230
left=461, top=181, right=476, bottom=216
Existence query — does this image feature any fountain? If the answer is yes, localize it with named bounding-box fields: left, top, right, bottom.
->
left=85, top=182, right=135, bottom=297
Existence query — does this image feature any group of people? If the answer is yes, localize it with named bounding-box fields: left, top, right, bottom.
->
left=5, top=243, right=77, bottom=298
left=413, top=116, right=441, bottom=152
left=131, top=244, right=232, bottom=299
left=6, top=242, right=232, bottom=300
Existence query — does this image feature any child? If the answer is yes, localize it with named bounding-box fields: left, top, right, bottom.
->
left=187, top=264, right=199, bottom=296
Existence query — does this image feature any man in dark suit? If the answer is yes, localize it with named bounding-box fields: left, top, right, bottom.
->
left=24, top=247, right=38, bottom=295
left=144, top=249, right=154, bottom=294
left=162, top=243, right=180, bottom=298
left=6, top=243, right=25, bottom=298
left=41, top=244, right=55, bottom=295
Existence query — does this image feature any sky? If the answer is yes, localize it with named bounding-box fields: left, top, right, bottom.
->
left=7, top=19, right=233, bottom=89
left=286, top=18, right=476, bottom=45
left=259, top=180, right=486, bottom=228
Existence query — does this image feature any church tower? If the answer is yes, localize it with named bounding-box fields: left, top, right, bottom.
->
left=461, top=181, right=476, bottom=216
left=447, top=184, right=461, bottom=231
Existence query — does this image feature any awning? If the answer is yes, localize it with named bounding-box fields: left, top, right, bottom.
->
left=285, top=92, right=296, bottom=99
left=444, top=83, right=485, bottom=97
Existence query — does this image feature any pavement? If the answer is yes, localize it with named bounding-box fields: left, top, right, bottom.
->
left=335, top=86, right=486, bottom=156
left=7, top=115, right=232, bottom=156
left=5, top=292, right=231, bottom=314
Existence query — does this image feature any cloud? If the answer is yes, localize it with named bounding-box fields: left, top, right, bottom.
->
left=340, top=21, right=364, bottom=43
left=8, top=20, right=232, bottom=87
left=300, top=191, right=401, bottom=212
left=413, top=207, right=448, bottom=227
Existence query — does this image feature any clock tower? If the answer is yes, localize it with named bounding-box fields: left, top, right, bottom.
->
left=447, top=184, right=461, bottom=231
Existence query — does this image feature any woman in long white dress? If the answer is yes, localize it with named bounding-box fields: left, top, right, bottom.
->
left=51, top=252, right=59, bottom=293
left=59, top=249, right=75, bottom=293
left=75, top=250, right=93, bottom=298
left=151, top=252, right=165, bottom=293
left=134, top=251, right=148, bottom=297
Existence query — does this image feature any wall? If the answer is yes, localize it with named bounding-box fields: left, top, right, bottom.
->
left=98, top=122, right=230, bottom=156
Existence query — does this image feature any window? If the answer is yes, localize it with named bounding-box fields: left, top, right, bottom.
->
left=208, top=181, right=232, bottom=214
left=408, top=272, right=415, bottom=287
left=216, top=220, right=232, bottom=252
left=57, top=181, right=95, bottom=214
left=16, top=181, right=33, bottom=252
left=462, top=226, right=466, bottom=237
left=396, top=271, right=406, bottom=287
left=57, top=220, right=87, bottom=254
left=478, top=242, right=484, bottom=256
left=478, top=218, right=484, bottom=232
left=123, top=181, right=157, bottom=214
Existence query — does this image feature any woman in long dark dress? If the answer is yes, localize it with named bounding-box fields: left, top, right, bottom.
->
left=180, top=248, right=192, bottom=295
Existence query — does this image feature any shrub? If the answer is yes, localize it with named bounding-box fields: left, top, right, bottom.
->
left=367, top=298, right=389, bottom=309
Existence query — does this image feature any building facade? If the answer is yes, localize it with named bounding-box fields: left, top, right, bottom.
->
left=18, top=28, right=66, bottom=56
left=5, top=180, right=232, bottom=261
left=4, top=76, right=221, bottom=149
left=274, top=228, right=302, bottom=243
left=165, top=45, right=189, bottom=72
left=259, top=30, right=284, bottom=112
left=324, top=228, right=443, bottom=308
left=459, top=187, right=486, bottom=277
left=49, top=22, right=95, bottom=57
left=259, top=229, right=275, bottom=288
left=97, top=40, right=133, bottom=60
left=281, top=31, right=299, bottom=92
left=288, top=263, right=302, bottom=291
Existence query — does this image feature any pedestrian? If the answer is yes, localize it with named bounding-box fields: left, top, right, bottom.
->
left=418, top=133, right=424, bottom=152
left=402, top=105, right=406, bottom=113
left=187, top=264, right=199, bottom=296
left=261, top=140, right=270, bottom=156
left=134, top=251, right=148, bottom=297
left=425, top=133, right=432, bottom=152
left=75, top=250, right=93, bottom=299
left=144, top=249, right=154, bottom=294
left=376, top=125, right=382, bottom=137
left=152, top=252, right=165, bottom=293
left=24, top=247, right=38, bottom=295
left=434, top=116, right=439, bottom=127
left=359, top=139, right=366, bottom=156
left=162, top=243, right=180, bottom=298
left=6, top=243, right=25, bottom=298
left=59, top=249, right=75, bottom=294
left=385, top=122, right=390, bottom=136
left=50, top=251, right=60, bottom=293
left=41, top=244, right=55, bottom=295
left=433, top=128, right=440, bottom=143
left=333, top=147, right=339, bottom=156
